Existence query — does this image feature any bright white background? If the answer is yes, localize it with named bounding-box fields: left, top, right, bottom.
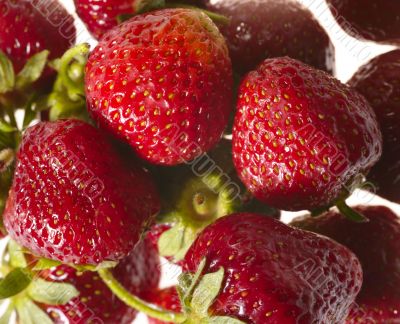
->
left=53, top=1, right=400, bottom=323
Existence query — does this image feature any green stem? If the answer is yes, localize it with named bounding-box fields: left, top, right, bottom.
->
left=58, top=44, right=90, bottom=99
left=98, top=269, right=187, bottom=323
left=336, top=200, right=368, bottom=222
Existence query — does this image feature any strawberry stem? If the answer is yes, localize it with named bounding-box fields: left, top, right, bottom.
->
left=57, top=43, right=89, bottom=100
left=336, top=200, right=368, bottom=222
left=98, top=269, right=187, bottom=323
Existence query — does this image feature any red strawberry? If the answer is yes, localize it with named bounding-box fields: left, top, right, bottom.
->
left=327, top=0, right=400, bottom=44
left=41, top=235, right=161, bottom=324
left=232, top=57, right=382, bottom=212
left=85, top=8, right=233, bottom=165
left=202, top=0, right=334, bottom=74
left=74, top=0, right=139, bottom=40
left=3, top=119, right=160, bottom=265
left=74, top=0, right=202, bottom=40
left=147, top=287, right=181, bottom=324
left=348, top=50, right=400, bottom=203
left=183, top=213, right=362, bottom=323
left=291, top=205, right=400, bottom=323
left=0, top=0, right=76, bottom=73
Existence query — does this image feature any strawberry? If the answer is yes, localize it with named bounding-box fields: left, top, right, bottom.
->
left=40, top=234, right=161, bottom=324
left=182, top=213, right=362, bottom=323
left=3, top=119, right=160, bottom=265
left=202, top=0, right=334, bottom=74
left=0, top=0, right=76, bottom=73
left=232, top=57, right=382, bottom=212
left=74, top=0, right=139, bottom=40
left=348, top=50, right=400, bottom=203
left=327, top=0, right=400, bottom=44
left=85, top=8, right=233, bottom=165
left=291, top=205, right=400, bottom=323
left=74, top=0, right=204, bottom=40
left=147, top=287, right=181, bottom=324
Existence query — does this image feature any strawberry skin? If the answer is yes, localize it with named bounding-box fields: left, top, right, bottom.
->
left=3, top=119, right=160, bottom=265
left=232, top=57, right=382, bottom=211
left=348, top=50, right=400, bottom=203
left=41, top=235, right=161, bottom=324
left=85, top=8, right=233, bottom=165
left=291, top=205, right=400, bottom=323
left=74, top=0, right=138, bottom=40
left=184, top=213, right=363, bottom=324
left=147, top=287, right=181, bottom=324
left=0, top=0, right=76, bottom=72
left=327, top=0, right=400, bottom=44
left=202, top=0, right=334, bottom=74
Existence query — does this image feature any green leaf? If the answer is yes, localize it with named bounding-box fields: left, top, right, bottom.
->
left=207, top=316, right=246, bottom=324
left=158, top=223, right=196, bottom=261
left=16, top=297, right=53, bottom=324
left=158, top=224, right=185, bottom=257
left=8, top=240, right=27, bottom=268
left=15, top=50, right=49, bottom=89
left=0, top=303, right=14, bottom=324
left=27, top=278, right=79, bottom=305
left=0, top=268, right=32, bottom=299
left=0, top=121, right=16, bottom=133
left=178, top=258, right=206, bottom=308
left=32, top=258, right=62, bottom=271
left=191, top=267, right=224, bottom=316
left=0, top=51, right=15, bottom=93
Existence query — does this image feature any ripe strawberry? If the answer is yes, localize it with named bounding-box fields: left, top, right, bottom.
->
left=3, top=119, right=160, bottom=265
left=232, top=57, right=382, bottom=211
left=40, top=235, right=161, bottom=324
left=291, top=205, right=400, bottom=323
left=0, top=0, right=76, bottom=73
left=348, top=50, right=400, bottom=203
left=74, top=0, right=138, bottom=40
left=74, top=0, right=202, bottom=40
left=327, top=0, right=400, bottom=44
left=183, top=213, right=362, bottom=323
left=85, top=8, right=233, bottom=165
left=147, top=287, right=181, bottom=324
left=202, top=0, right=334, bottom=74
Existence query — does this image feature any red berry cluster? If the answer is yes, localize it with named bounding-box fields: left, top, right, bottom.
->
left=0, top=0, right=398, bottom=324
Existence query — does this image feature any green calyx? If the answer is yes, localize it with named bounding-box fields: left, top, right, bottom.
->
left=177, top=259, right=245, bottom=324
left=98, top=258, right=244, bottom=324
left=178, top=173, right=239, bottom=228
left=0, top=49, right=50, bottom=134
left=0, top=49, right=49, bottom=97
left=47, top=43, right=90, bottom=121
left=0, top=240, right=86, bottom=324
left=158, top=172, right=240, bottom=262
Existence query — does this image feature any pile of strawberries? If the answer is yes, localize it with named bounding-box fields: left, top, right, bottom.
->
left=0, top=0, right=399, bottom=323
